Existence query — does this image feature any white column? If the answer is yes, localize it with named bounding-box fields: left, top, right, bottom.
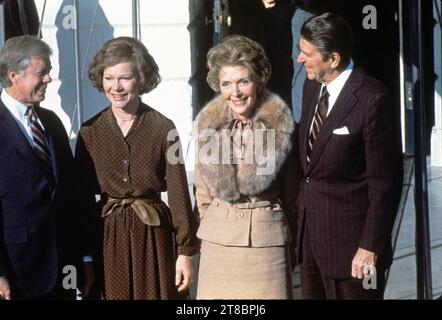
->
left=138, top=0, right=194, bottom=171
left=398, top=0, right=406, bottom=153
left=432, top=0, right=442, bottom=166
left=0, top=2, right=5, bottom=48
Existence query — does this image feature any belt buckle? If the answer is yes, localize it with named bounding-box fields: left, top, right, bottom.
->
left=236, top=202, right=255, bottom=209
left=236, top=202, right=250, bottom=209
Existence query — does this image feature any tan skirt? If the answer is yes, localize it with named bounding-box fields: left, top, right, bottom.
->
left=196, top=241, right=293, bottom=299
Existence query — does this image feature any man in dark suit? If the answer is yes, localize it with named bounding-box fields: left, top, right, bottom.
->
left=0, top=36, right=94, bottom=299
left=296, top=13, right=403, bottom=299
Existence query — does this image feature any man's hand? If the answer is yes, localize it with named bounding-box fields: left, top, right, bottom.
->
left=262, top=0, right=277, bottom=9
left=175, top=255, right=194, bottom=293
left=81, top=262, right=95, bottom=298
left=351, top=247, right=377, bottom=279
left=0, top=276, right=11, bottom=300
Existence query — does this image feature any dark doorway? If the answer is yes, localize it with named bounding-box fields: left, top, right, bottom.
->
left=189, top=0, right=403, bottom=129
left=229, top=0, right=294, bottom=106
left=3, top=0, right=39, bottom=39
left=334, top=0, right=403, bottom=168
left=227, top=0, right=401, bottom=117
left=188, top=0, right=214, bottom=118
left=335, top=1, right=400, bottom=99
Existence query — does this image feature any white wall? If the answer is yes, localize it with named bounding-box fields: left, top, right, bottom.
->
left=35, top=0, right=194, bottom=169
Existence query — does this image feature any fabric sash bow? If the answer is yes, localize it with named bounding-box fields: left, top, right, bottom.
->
left=102, top=196, right=162, bottom=226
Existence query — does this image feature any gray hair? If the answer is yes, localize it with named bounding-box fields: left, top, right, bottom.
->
left=0, top=35, right=52, bottom=87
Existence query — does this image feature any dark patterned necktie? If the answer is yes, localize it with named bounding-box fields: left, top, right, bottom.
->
left=26, top=106, right=53, bottom=174
left=307, top=86, right=329, bottom=162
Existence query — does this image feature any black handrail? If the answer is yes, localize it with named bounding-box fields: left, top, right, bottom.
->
left=414, top=0, right=433, bottom=300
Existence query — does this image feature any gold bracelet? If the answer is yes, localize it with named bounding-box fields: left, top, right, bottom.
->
left=178, top=255, right=192, bottom=261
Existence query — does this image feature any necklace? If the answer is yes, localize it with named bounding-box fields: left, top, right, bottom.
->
left=112, top=105, right=139, bottom=123
left=116, top=114, right=137, bottom=122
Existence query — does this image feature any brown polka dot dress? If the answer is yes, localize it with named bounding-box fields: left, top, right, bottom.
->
left=75, top=103, right=198, bottom=300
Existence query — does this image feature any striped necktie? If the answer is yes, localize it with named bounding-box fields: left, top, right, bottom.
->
left=26, top=106, right=53, bottom=174
left=307, top=86, right=329, bottom=162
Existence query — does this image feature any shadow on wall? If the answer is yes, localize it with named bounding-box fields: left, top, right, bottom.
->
left=55, top=0, right=114, bottom=148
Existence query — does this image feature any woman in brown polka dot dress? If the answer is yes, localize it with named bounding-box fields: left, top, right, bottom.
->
left=75, top=37, right=198, bottom=300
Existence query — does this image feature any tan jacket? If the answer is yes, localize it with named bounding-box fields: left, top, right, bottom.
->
left=193, top=91, right=301, bottom=247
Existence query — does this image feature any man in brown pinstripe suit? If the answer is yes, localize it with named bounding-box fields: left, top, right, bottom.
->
left=295, top=13, right=403, bottom=299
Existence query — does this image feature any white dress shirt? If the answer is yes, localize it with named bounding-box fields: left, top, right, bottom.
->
left=1, top=89, right=46, bottom=147
left=309, top=60, right=354, bottom=134
left=324, top=59, right=354, bottom=116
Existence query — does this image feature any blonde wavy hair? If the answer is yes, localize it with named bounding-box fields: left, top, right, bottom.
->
left=206, top=35, right=271, bottom=93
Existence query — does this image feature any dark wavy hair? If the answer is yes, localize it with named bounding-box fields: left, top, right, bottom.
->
left=301, top=12, right=353, bottom=70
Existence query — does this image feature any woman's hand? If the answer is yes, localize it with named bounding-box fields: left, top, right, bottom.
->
left=175, top=255, right=194, bottom=292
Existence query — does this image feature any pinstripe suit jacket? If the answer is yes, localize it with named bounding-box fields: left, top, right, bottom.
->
left=296, top=68, right=403, bottom=279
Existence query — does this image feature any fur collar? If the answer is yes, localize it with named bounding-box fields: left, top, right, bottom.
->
left=194, top=90, right=294, bottom=202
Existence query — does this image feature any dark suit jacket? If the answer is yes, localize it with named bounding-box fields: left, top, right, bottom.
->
left=0, top=99, right=90, bottom=297
left=296, top=68, right=403, bottom=279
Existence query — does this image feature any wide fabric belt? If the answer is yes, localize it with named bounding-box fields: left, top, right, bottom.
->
left=101, top=195, right=162, bottom=226
left=213, top=198, right=273, bottom=209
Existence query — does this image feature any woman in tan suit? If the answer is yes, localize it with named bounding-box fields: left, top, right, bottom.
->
left=75, top=37, right=198, bottom=299
left=194, top=35, right=300, bottom=299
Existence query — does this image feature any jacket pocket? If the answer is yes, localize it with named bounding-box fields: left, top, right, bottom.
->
left=251, top=209, right=291, bottom=247
left=4, top=226, right=28, bottom=245
left=197, top=203, right=250, bottom=246
left=255, top=207, right=286, bottom=222
left=204, top=203, right=229, bottom=220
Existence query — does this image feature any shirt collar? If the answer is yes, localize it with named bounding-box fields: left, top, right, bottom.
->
left=1, top=89, right=30, bottom=121
left=321, top=59, right=353, bottom=115
left=323, top=59, right=353, bottom=109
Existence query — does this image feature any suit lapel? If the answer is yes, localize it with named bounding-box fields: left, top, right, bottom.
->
left=0, top=101, right=40, bottom=163
left=36, top=107, right=59, bottom=189
left=305, top=68, right=365, bottom=174
left=300, top=81, right=321, bottom=172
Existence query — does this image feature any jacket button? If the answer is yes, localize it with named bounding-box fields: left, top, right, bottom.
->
left=305, top=177, right=311, bottom=183
left=239, top=213, right=244, bottom=218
